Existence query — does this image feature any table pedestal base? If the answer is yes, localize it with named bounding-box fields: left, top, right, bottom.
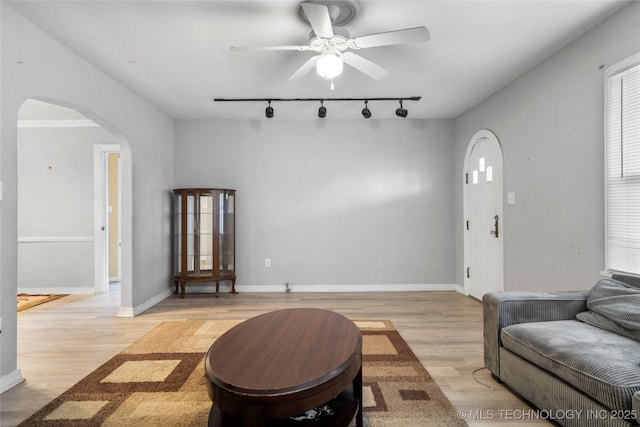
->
left=208, top=386, right=360, bottom=427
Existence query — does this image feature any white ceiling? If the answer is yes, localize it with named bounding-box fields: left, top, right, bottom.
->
left=7, top=0, right=629, bottom=120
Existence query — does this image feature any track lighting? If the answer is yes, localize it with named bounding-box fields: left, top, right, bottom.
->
left=214, top=97, right=421, bottom=119
left=395, top=100, right=408, bottom=118
left=318, top=101, right=327, bottom=118
left=265, top=100, right=274, bottom=118
left=361, top=100, right=372, bottom=119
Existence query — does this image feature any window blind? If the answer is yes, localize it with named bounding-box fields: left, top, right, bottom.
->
left=606, top=57, right=640, bottom=275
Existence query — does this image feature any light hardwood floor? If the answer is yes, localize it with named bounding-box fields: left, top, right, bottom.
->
left=1, top=288, right=549, bottom=426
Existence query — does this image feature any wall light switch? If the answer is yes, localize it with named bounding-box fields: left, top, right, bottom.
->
left=265, top=258, right=271, bottom=268
left=507, top=192, right=516, bottom=205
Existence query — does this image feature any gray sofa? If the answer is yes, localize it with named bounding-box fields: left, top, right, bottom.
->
left=484, top=273, right=640, bottom=426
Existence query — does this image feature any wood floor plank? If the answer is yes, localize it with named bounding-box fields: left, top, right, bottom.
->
left=0, top=288, right=549, bottom=426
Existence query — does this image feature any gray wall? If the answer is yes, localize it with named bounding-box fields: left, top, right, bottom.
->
left=454, top=1, right=640, bottom=292
left=1, top=3, right=173, bottom=387
left=17, top=125, right=117, bottom=291
left=174, top=119, right=456, bottom=289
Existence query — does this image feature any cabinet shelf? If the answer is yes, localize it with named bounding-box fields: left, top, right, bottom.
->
left=172, top=188, right=236, bottom=298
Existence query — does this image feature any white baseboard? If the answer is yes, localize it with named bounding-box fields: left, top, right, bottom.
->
left=453, top=284, right=466, bottom=294
left=0, top=369, right=24, bottom=394
left=121, top=288, right=173, bottom=317
left=116, top=306, right=134, bottom=318
left=272, top=283, right=459, bottom=292
left=17, top=287, right=95, bottom=294
left=181, top=283, right=460, bottom=293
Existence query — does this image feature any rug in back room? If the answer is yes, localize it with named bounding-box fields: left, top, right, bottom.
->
left=17, top=294, right=68, bottom=312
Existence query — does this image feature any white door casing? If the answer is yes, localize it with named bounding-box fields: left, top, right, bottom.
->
left=93, top=144, right=121, bottom=294
left=117, top=156, right=122, bottom=281
left=463, top=130, right=504, bottom=299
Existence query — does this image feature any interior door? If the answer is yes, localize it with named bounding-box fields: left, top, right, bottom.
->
left=464, top=130, right=504, bottom=300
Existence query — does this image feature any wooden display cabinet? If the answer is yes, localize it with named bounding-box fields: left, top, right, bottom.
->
left=172, top=188, right=236, bottom=298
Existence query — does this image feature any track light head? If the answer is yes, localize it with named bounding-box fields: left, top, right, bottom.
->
left=362, top=100, right=372, bottom=119
left=265, top=101, right=274, bottom=118
left=318, top=101, right=327, bottom=118
left=395, top=100, right=408, bottom=118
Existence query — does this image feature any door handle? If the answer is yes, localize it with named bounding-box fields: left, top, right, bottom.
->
left=490, top=215, right=499, bottom=238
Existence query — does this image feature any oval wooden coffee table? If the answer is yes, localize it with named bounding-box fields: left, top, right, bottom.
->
left=204, top=308, right=363, bottom=427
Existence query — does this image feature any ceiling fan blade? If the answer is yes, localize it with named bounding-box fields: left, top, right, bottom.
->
left=350, top=26, right=430, bottom=49
left=288, top=55, right=320, bottom=80
left=231, top=45, right=311, bottom=52
left=342, top=52, right=390, bottom=80
left=301, top=2, right=334, bottom=39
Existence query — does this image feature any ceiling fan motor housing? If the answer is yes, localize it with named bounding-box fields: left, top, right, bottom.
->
left=309, top=27, right=350, bottom=47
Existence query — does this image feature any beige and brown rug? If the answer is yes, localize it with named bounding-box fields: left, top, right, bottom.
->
left=18, top=319, right=466, bottom=426
left=17, top=294, right=68, bottom=312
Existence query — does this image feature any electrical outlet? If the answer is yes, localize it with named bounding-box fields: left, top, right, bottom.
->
left=265, top=258, right=271, bottom=268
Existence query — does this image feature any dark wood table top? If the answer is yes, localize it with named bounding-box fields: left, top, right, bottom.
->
left=204, top=308, right=363, bottom=425
left=205, top=308, right=361, bottom=396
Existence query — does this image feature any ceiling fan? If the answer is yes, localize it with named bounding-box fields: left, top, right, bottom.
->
left=231, top=1, right=430, bottom=89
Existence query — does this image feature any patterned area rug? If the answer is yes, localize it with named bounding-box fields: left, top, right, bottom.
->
left=18, top=319, right=466, bottom=426
left=17, top=294, right=68, bottom=312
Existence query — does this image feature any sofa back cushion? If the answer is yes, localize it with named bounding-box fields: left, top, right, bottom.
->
left=612, top=273, right=640, bottom=289
left=576, top=278, right=640, bottom=342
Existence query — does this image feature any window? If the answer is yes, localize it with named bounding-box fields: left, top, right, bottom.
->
left=606, top=53, right=640, bottom=275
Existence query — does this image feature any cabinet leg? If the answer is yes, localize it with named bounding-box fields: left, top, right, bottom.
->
left=215, top=281, right=220, bottom=298
left=231, top=277, right=237, bottom=294
left=174, top=280, right=179, bottom=295
left=180, top=281, right=186, bottom=298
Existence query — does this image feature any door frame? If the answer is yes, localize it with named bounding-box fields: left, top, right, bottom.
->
left=93, top=144, right=121, bottom=294
left=463, top=129, right=505, bottom=297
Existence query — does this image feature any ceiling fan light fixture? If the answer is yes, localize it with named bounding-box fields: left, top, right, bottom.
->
left=316, top=53, right=343, bottom=79
left=395, top=100, right=408, bottom=118
left=361, top=100, right=372, bottom=119
left=318, top=101, right=327, bottom=118
left=265, top=100, right=274, bottom=118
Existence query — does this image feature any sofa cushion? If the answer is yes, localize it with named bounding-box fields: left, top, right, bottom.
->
left=577, top=278, right=640, bottom=341
left=612, top=273, right=640, bottom=289
left=501, top=320, right=640, bottom=411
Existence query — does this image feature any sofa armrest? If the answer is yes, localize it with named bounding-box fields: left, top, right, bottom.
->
left=483, top=291, right=588, bottom=379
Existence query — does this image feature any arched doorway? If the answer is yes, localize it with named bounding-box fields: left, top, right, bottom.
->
left=17, top=98, right=132, bottom=313
left=463, top=129, right=504, bottom=299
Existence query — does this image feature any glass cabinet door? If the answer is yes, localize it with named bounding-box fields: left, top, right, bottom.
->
left=219, top=191, right=235, bottom=274
left=186, top=193, right=195, bottom=273
left=198, top=192, right=214, bottom=273
left=174, top=193, right=182, bottom=275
